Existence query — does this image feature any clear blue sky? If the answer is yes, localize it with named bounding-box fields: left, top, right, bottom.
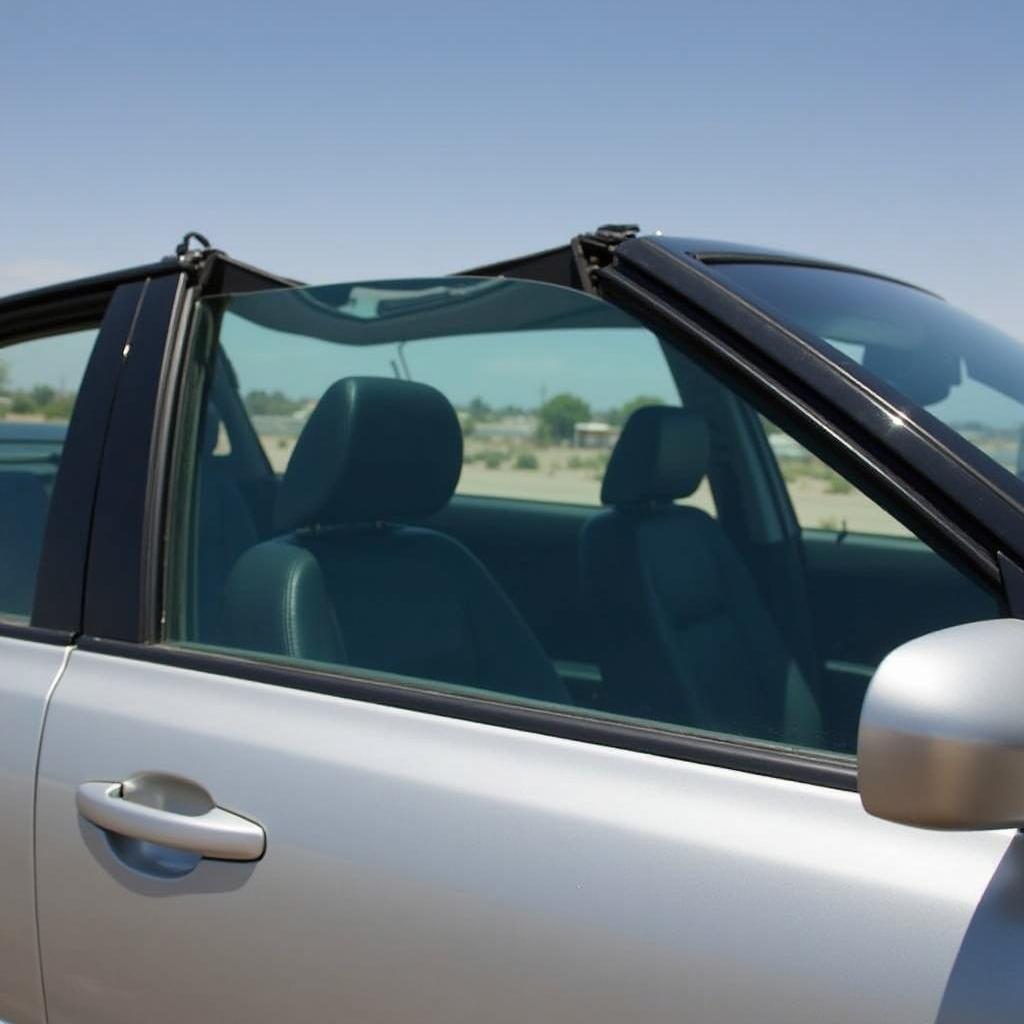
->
left=2, top=0, right=1022, bottom=345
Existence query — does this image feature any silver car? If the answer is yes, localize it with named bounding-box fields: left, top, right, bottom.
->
left=2, top=227, right=1022, bottom=1023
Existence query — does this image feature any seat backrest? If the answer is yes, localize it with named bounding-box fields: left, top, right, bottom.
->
left=224, top=377, right=568, bottom=705
left=193, top=411, right=260, bottom=643
left=0, top=471, right=50, bottom=618
left=580, top=406, right=821, bottom=745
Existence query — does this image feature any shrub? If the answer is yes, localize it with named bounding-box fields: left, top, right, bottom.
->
left=825, top=474, right=853, bottom=494
left=514, top=452, right=539, bottom=470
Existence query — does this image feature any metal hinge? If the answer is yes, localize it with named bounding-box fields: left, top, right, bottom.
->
left=173, top=231, right=216, bottom=272
left=571, top=224, right=640, bottom=294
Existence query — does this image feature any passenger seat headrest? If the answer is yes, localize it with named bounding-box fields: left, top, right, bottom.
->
left=601, top=406, right=709, bottom=506
left=275, top=377, right=463, bottom=532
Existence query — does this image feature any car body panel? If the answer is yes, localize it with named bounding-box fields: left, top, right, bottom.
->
left=0, top=637, right=69, bottom=1024
left=35, top=649, right=1019, bottom=1024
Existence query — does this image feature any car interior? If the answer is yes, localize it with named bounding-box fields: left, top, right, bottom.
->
left=0, top=424, right=66, bottom=618
left=175, top=293, right=999, bottom=756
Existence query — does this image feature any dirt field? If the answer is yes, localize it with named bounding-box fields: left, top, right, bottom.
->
left=260, top=433, right=907, bottom=536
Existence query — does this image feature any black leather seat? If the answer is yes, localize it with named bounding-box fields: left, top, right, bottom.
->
left=223, top=376, right=568, bottom=704
left=0, top=471, right=49, bottom=617
left=580, top=406, right=821, bottom=746
left=194, top=411, right=260, bottom=643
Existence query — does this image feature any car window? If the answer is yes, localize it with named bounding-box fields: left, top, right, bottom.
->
left=708, top=261, right=1024, bottom=491
left=165, top=278, right=997, bottom=760
left=762, top=418, right=907, bottom=536
left=212, top=286, right=713, bottom=514
left=0, top=328, right=96, bottom=620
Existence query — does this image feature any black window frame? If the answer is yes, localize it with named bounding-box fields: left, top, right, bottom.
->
left=75, top=243, right=1023, bottom=794
left=0, top=262, right=178, bottom=644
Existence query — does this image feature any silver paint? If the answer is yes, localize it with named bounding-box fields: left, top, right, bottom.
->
left=859, top=618, right=1024, bottom=829
left=0, top=636, right=70, bottom=1024
left=35, top=650, right=1021, bottom=1023
left=76, top=777, right=265, bottom=861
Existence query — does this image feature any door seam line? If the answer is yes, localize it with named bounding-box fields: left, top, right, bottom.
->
left=31, top=642, right=73, bottom=1024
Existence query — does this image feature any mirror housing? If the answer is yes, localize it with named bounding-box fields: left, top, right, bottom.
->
left=858, top=619, right=1024, bottom=830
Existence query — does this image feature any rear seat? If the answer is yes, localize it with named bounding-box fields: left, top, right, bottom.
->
left=0, top=471, right=50, bottom=618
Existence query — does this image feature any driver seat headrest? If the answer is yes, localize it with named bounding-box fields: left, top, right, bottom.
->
left=274, top=376, right=463, bottom=532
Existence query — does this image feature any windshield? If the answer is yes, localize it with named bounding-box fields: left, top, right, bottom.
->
left=709, top=261, right=1024, bottom=484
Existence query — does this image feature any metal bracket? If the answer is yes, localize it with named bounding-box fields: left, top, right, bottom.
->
left=571, top=224, right=640, bottom=294
left=173, top=231, right=217, bottom=273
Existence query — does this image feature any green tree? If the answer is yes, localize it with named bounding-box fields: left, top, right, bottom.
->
left=608, top=394, right=664, bottom=426
left=41, top=393, right=76, bottom=420
left=31, top=384, right=56, bottom=408
left=468, top=396, right=492, bottom=419
left=244, top=389, right=305, bottom=416
left=536, top=392, right=591, bottom=444
left=0, top=359, right=9, bottom=395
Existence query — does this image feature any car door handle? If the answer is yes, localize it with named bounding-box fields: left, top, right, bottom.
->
left=76, top=780, right=265, bottom=862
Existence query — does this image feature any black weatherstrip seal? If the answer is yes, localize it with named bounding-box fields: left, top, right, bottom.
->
left=0, top=622, right=75, bottom=646
left=77, top=637, right=859, bottom=792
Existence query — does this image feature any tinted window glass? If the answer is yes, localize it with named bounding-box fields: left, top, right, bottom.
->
left=166, top=278, right=996, bottom=760
left=0, top=329, right=95, bottom=619
left=211, top=281, right=710, bottom=512
left=762, top=418, right=906, bottom=536
left=710, top=262, right=1024, bottom=483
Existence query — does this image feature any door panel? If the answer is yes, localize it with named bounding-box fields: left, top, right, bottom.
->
left=804, top=529, right=1000, bottom=744
left=36, top=650, right=1017, bottom=1023
left=0, top=637, right=68, bottom=1024
left=804, top=530, right=998, bottom=669
left=0, top=288, right=135, bottom=1023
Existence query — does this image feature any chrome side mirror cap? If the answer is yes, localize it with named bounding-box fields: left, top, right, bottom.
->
left=858, top=618, right=1024, bottom=830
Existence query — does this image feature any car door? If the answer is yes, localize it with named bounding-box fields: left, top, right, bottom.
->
left=34, top=254, right=1023, bottom=1023
left=0, top=269, right=174, bottom=1024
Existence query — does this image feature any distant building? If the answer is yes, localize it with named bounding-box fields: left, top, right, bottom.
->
left=573, top=421, right=619, bottom=449
left=471, top=415, right=538, bottom=440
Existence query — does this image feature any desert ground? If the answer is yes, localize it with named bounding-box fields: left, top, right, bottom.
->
left=260, top=433, right=908, bottom=536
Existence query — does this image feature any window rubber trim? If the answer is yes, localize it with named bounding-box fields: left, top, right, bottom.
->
left=76, top=636, right=859, bottom=792
left=0, top=622, right=74, bottom=646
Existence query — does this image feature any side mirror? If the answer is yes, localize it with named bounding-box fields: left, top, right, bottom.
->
left=858, top=619, right=1024, bottom=830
